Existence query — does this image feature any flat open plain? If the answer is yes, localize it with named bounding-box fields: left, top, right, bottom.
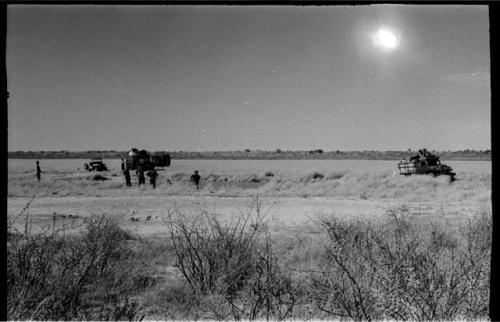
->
left=7, top=158, right=492, bottom=320
left=8, top=158, right=491, bottom=236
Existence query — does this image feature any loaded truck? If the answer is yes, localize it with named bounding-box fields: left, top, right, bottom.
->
left=397, top=149, right=455, bottom=181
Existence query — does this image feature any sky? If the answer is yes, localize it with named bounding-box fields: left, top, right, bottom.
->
left=7, top=5, right=490, bottom=152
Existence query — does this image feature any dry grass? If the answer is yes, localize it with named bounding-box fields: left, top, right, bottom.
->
left=8, top=168, right=490, bottom=204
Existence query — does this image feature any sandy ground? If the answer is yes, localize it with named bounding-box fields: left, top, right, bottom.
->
left=7, top=194, right=483, bottom=237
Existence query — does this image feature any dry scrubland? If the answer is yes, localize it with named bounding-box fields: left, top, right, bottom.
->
left=8, top=164, right=491, bottom=203
left=7, top=160, right=491, bottom=320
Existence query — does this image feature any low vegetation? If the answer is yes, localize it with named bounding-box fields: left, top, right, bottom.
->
left=8, top=168, right=491, bottom=206
left=7, top=153, right=491, bottom=222
left=309, top=208, right=491, bottom=320
left=164, top=199, right=295, bottom=320
left=7, top=213, right=151, bottom=320
left=7, top=184, right=492, bottom=320
left=8, top=198, right=491, bottom=320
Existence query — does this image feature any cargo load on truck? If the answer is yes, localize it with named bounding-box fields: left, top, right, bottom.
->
left=151, top=152, right=171, bottom=167
left=125, top=148, right=171, bottom=171
left=397, top=149, right=455, bottom=181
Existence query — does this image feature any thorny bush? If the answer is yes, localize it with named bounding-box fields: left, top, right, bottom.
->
left=309, top=207, right=491, bottom=321
left=165, top=197, right=295, bottom=320
left=8, top=211, right=150, bottom=321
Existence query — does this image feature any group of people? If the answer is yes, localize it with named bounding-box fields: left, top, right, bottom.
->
left=121, top=159, right=201, bottom=189
left=121, top=159, right=158, bottom=188
left=408, top=148, right=440, bottom=167
left=33, top=160, right=201, bottom=190
left=409, top=148, right=432, bottom=161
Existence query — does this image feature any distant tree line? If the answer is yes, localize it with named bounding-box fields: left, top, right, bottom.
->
left=7, top=149, right=491, bottom=161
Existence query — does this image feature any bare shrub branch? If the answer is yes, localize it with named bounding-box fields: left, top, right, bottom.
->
left=308, top=208, right=491, bottom=320
left=7, top=214, right=148, bottom=321
left=165, top=196, right=295, bottom=320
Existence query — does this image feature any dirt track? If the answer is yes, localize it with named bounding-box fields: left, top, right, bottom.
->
left=8, top=195, right=482, bottom=237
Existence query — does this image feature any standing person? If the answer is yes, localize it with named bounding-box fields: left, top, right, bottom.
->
left=191, top=170, right=201, bottom=189
left=137, top=165, right=145, bottom=186
left=147, top=168, right=158, bottom=189
left=123, top=168, right=131, bottom=187
left=35, top=161, right=41, bottom=182
left=121, top=159, right=125, bottom=171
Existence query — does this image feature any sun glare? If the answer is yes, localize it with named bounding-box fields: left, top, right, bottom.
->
left=373, top=28, right=399, bottom=51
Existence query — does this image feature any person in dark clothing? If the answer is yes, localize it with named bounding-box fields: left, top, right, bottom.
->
left=121, top=159, right=125, bottom=171
left=36, top=161, right=41, bottom=182
left=147, top=168, right=158, bottom=188
left=123, top=168, right=131, bottom=187
left=191, top=170, right=201, bottom=189
left=140, top=170, right=146, bottom=185
left=136, top=165, right=146, bottom=186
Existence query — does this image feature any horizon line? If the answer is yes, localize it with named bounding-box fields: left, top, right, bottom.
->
left=7, top=148, right=491, bottom=153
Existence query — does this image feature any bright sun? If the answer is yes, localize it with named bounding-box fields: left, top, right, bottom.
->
left=373, top=28, right=399, bottom=50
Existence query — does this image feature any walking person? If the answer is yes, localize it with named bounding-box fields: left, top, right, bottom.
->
left=35, top=160, right=42, bottom=182
left=191, top=170, right=201, bottom=189
left=121, top=159, right=125, bottom=171
left=147, top=168, right=158, bottom=189
left=123, top=168, right=131, bottom=187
